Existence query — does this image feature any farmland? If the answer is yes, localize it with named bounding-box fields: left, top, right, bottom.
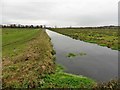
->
left=49, top=28, right=119, bottom=50
left=2, top=28, right=96, bottom=88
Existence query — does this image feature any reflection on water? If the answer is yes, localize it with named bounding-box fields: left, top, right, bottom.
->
left=46, top=29, right=118, bottom=82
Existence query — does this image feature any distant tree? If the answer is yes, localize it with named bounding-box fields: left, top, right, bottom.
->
left=40, top=25, right=43, bottom=28
left=30, top=25, right=34, bottom=28
left=10, top=24, right=16, bottom=28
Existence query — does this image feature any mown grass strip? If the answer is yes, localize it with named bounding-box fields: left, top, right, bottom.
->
left=2, top=28, right=40, bottom=57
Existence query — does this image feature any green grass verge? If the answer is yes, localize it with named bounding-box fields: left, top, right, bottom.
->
left=42, top=65, right=96, bottom=88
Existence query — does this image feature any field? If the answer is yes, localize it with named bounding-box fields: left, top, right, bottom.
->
left=2, top=28, right=96, bottom=88
left=49, top=28, right=119, bottom=50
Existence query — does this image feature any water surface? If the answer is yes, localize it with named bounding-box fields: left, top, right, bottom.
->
left=46, top=29, right=118, bottom=82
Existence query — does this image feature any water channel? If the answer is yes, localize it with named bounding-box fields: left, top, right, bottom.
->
left=46, top=29, right=118, bottom=82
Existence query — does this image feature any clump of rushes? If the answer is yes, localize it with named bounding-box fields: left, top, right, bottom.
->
left=93, top=78, right=120, bottom=90
left=67, top=53, right=76, bottom=58
left=79, top=52, right=87, bottom=56
left=51, top=49, right=56, bottom=55
left=67, top=52, right=87, bottom=58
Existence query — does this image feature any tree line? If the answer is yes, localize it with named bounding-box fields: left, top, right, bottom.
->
left=0, top=24, right=46, bottom=28
left=0, top=24, right=119, bottom=29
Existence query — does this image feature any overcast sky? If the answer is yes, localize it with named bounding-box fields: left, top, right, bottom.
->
left=1, top=0, right=119, bottom=26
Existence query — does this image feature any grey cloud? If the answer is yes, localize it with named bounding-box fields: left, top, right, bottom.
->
left=2, top=0, right=119, bottom=26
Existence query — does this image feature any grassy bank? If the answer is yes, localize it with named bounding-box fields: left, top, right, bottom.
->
left=2, top=28, right=56, bottom=88
left=2, top=28, right=96, bottom=88
left=42, top=65, right=96, bottom=88
left=49, top=28, right=119, bottom=50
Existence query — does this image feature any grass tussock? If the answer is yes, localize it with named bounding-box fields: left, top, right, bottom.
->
left=93, top=79, right=120, bottom=90
left=67, top=52, right=87, bottom=58
left=67, top=53, right=76, bottom=58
